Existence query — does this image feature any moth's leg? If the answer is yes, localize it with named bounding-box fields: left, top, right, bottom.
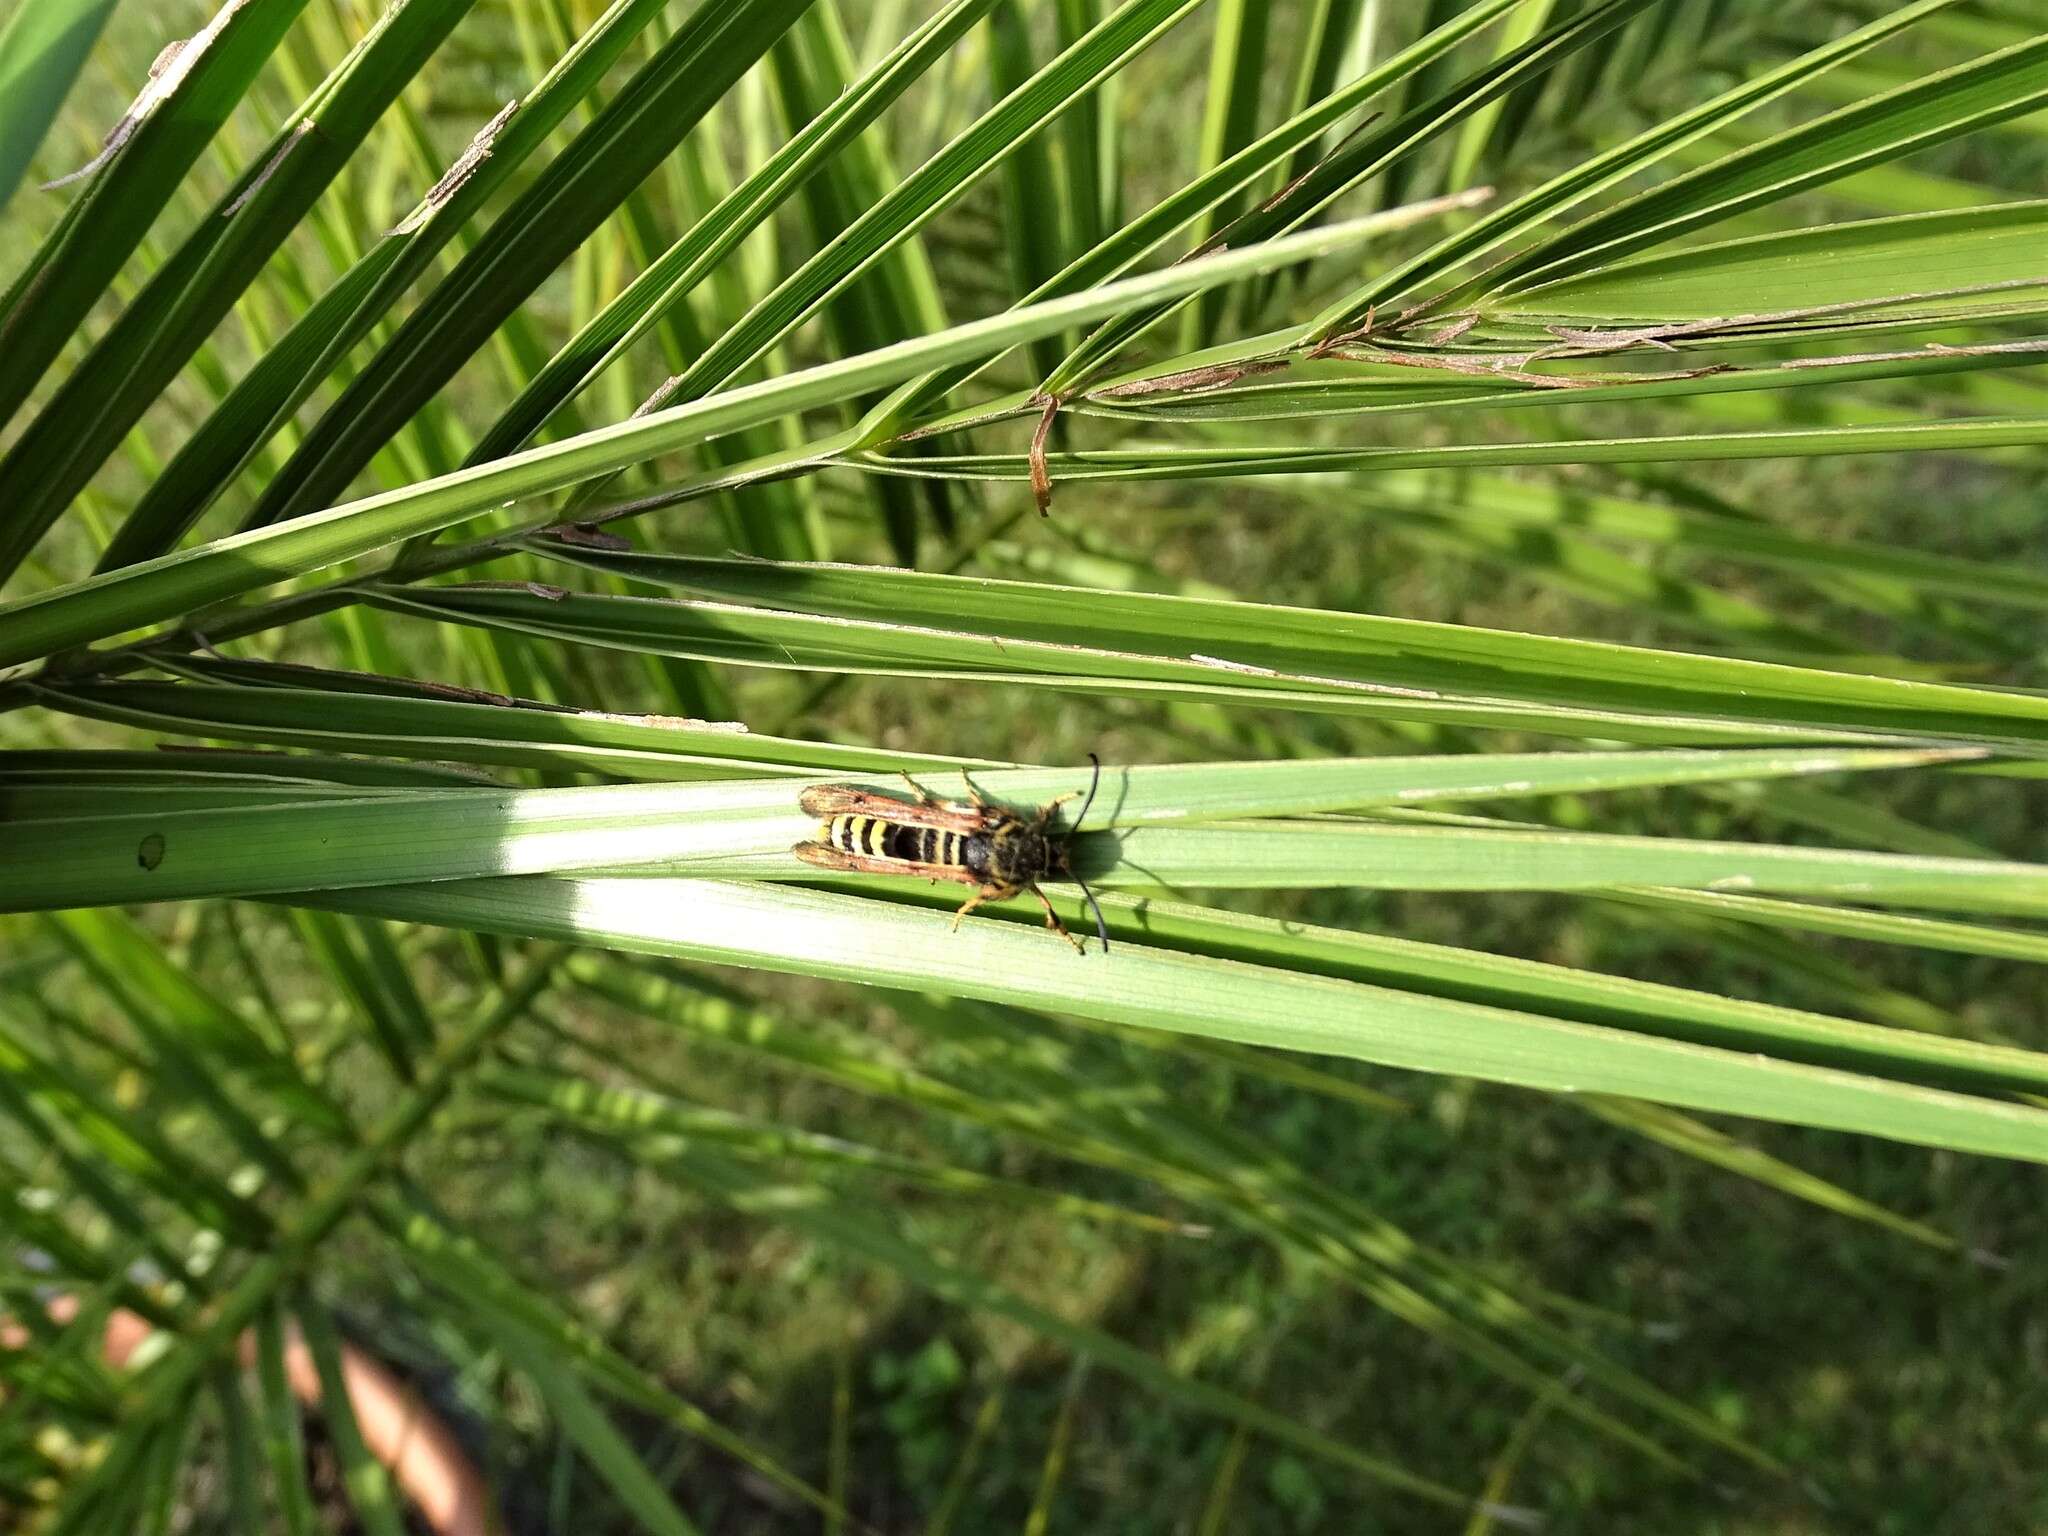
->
left=1029, top=884, right=1085, bottom=953
left=1032, top=790, right=1080, bottom=832
left=950, top=885, right=999, bottom=931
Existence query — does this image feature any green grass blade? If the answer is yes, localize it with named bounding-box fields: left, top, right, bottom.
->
left=1605, top=887, right=2048, bottom=966
left=0, top=0, right=119, bottom=216
left=1504, top=201, right=2048, bottom=320
left=44, top=674, right=986, bottom=780
left=1006, top=888, right=2048, bottom=1097
left=1054, top=0, right=1117, bottom=248
left=242, top=0, right=816, bottom=531
left=1441, top=0, right=1557, bottom=197
left=0, top=748, right=1994, bottom=910
left=635, top=0, right=1202, bottom=416
left=0, top=212, right=1430, bottom=671
left=877, top=417, right=2048, bottom=524
left=872, top=0, right=1528, bottom=429
left=990, top=1, right=1082, bottom=389
left=483, top=1309, right=705, bottom=1536
left=292, top=1302, right=409, bottom=1536
left=435, top=548, right=2048, bottom=747
left=467, top=0, right=992, bottom=469
left=1483, top=30, right=2048, bottom=302
left=211, top=1370, right=267, bottom=1536
left=312, top=876, right=2048, bottom=1164
left=0, top=0, right=478, bottom=586
left=1314, top=0, right=1973, bottom=326
left=1089, top=820, right=2048, bottom=917
left=1182, top=0, right=1271, bottom=349
left=100, top=0, right=674, bottom=570
left=0, top=0, right=311, bottom=430
left=253, top=1306, right=319, bottom=1536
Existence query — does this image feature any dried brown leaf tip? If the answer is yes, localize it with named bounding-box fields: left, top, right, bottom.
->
left=539, top=523, right=633, bottom=552
left=1029, top=394, right=1060, bottom=516
left=394, top=98, right=518, bottom=234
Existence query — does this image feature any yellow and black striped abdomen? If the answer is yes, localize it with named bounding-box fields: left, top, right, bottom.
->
left=826, top=815, right=969, bottom=869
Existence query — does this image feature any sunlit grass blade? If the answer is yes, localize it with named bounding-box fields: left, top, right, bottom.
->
left=966, top=887, right=2048, bottom=1098
left=1089, top=820, right=2048, bottom=918
left=2, top=748, right=2001, bottom=910
left=871, top=416, right=2048, bottom=521
left=310, top=875, right=2048, bottom=1163
left=1604, top=887, right=2048, bottom=967
left=1063, top=334, right=2048, bottom=431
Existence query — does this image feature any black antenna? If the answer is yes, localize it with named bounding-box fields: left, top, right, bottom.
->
left=1073, top=871, right=1111, bottom=956
left=1074, top=752, right=1103, bottom=829
left=1069, top=754, right=1110, bottom=954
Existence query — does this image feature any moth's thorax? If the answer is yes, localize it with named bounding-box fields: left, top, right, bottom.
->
left=982, top=822, right=1055, bottom=886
